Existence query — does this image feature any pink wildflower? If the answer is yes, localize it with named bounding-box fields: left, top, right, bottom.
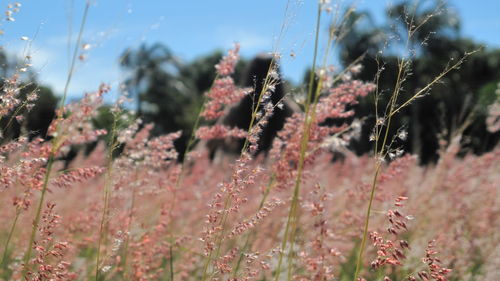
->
left=215, top=43, right=240, bottom=76
left=196, top=124, right=247, bottom=140
left=201, top=77, right=250, bottom=120
left=52, top=166, right=105, bottom=189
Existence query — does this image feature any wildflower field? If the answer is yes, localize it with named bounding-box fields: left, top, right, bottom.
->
left=0, top=1, right=499, bottom=281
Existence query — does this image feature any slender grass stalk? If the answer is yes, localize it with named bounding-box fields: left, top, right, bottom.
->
left=274, top=3, right=322, bottom=280
left=284, top=9, right=357, bottom=279
left=239, top=57, right=277, bottom=154
left=169, top=245, right=174, bottom=281
left=60, top=1, right=90, bottom=108
left=231, top=174, right=276, bottom=277
left=0, top=207, right=21, bottom=268
left=121, top=170, right=138, bottom=279
left=165, top=86, right=209, bottom=281
left=20, top=2, right=90, bottom=274
left=239, top=0, right=293, bottom=155
left=353, top=45, right=408, bottom=278
left=202, top=47, right=280, bottom=281
left=201, top=47, right=281, bottom=281
left=201, top=2, right=294, bottom=278
left=21, top=154, right=54, bottom=276
left=95, top=111, right=119, bottom=281
left=352, top=18, right=477, bottom=279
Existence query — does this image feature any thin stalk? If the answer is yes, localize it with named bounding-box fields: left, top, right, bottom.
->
left=60, top=1, right=90, bottom=107
left=285, top=70, right=327, bottom=278
left=0, top=207, right=21, bottom=267
left=121, top=172, right=138, bottom=279
left=169, top=245, right=174, bottom=281
left=95, top=112, right=118, bottom=281
left=274, top=3, right=322, bottom=280
left=389, top=52, right=477, bottom=118
left=282, top=7, right=365, bottom=279
left=19, top=3, right=90, bottom=277
left=232, top=174, right=276, bottom=277
left=201, top=1, right=294, bottom=277
left=239, top=0, right=292, bottom=154
left=286, top=196, right=301, bottom=281
left=95, top=157, right=113, bottom=280
left=352, top=55, right=402, bottom=280
left=22, top=154, right=55, bottom=277
left=352, top=159, right=382, bottom=280
left=204, top=16, right=287, bottom=281
left=166, top=86, right=210, bottom=281
left=351, top=38, right=475, bottom=281
left=200, top=190, right=233, bottom=281
left=240, top=56, right=277, bottom=154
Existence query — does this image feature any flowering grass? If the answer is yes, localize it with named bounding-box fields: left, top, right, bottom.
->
left=1, top=128, right=497, bottom=280
left=1, top=1, right=499, bottom=281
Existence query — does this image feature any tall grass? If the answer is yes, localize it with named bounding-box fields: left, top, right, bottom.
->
left=0, top=1, right=498, bottom=281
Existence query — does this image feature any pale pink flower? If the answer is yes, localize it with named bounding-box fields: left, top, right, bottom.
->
left=215, top=43, right=240, bottom=76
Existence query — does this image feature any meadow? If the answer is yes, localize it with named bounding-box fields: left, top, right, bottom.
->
left=0, top=1, right=499, bottom=281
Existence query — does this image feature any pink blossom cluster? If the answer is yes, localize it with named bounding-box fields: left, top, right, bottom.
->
left=48, top=84, right=111, bottom=154
left=201, top=153, right=265, bottom=256
left=196, top=124, right=247, bottom=140
left=201, top=77, right=250, bottom=120
left=215, top=43, right=240, bottom=76
left=369, top=196, right=411, bottom=269
left=315, top=80, right=376, bottom=123
left=52, top=166, right=105, bottom=189
left=0, top=74, right=21, bottom=117
left=418, top=240, right=452, bottom=281
left=270, top=79, right=375, bottom=191
left=24, top=203, right=74, bottom=281
left=201, top=44, right=251, bottom=120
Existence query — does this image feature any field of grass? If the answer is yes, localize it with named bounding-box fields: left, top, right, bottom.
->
left=0, top=1, right=499, bottom=281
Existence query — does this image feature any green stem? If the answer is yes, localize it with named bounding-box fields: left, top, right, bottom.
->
left=240, top=57, right=277, bottom=154
left=353, top=56, right=404, bottom=281
left=95, top=114, right=118, bottom=281
left=60, top=1, right=90, bottom=107
left=274, top=5, right=322, bottom=280
left=352, top=162, right=382, bottom=281
left=22, top=154, right=55, bottom=277
left=169, top=245, right=174, bottom=281
left=19, top=2, right=90, bottom=278
left=166, top=92, right=210, bottom=281
left=232, top=175, right=276, bottom=277
left=1, top=207, right=21, bottom=268
left=121, top=172, right=137, bottom=279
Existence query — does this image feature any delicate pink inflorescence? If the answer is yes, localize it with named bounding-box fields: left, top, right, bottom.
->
left=215, top=43, right=240, bottom=76
left=201, top=44, right=251, bottom=120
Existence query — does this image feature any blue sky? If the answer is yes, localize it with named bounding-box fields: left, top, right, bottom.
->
left=2, top=0, right=500, bottom=102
